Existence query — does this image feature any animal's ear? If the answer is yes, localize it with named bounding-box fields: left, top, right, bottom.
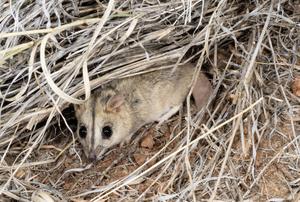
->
left=73, top=104, right=85, bottom=116
left=74, top=104, right=80, bottom=111
left=73, top=104, right=81, bottom=114
left=106, top=94, right=125, bottom=112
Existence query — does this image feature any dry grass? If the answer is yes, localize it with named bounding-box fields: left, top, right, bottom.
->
left=0, top=0, right=300, bottom=201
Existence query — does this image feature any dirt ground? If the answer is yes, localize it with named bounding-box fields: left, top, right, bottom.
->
left=17, top=110, right=298, bottom=201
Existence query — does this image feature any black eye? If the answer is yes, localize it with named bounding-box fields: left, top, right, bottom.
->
left=79, top=125, right=87, bottom=139
left=102, top=125, right=112, bottom=139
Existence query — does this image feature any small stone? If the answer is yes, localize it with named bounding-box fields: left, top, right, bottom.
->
left=133, top=153, right=147, bottom=166
left=140, top=134, right=154, bottom=149
left=292, top=77, right=300, bottom=97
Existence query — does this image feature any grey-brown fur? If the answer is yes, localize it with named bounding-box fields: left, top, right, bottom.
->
left=74, top=63, right=203, bottom=160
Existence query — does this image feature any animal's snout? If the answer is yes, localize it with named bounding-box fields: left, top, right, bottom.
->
left=88, top=152, right=97, bottom=162
left=87, top=146, right=107, bottom=162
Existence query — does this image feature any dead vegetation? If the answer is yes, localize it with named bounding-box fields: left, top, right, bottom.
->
left=0, top=0, right=300, bottom=201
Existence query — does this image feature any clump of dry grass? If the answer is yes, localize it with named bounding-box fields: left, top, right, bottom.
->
left=0, top=0, right=299, bottom=201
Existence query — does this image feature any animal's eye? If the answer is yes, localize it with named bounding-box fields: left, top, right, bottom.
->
left=102, top=125, right=112, bottom=139
left=79, top=125, right=87, bottom=139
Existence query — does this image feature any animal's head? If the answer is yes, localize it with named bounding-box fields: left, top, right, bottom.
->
left=74, top=91, right=132, bottom=161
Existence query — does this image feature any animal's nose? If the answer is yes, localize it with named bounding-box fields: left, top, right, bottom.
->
left=88, top=152, right=97, bottom=162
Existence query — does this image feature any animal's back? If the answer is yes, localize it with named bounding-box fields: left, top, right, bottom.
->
left=116, top=64, right=195, bottom=124
left=74, top=63, right=206, bottom=160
